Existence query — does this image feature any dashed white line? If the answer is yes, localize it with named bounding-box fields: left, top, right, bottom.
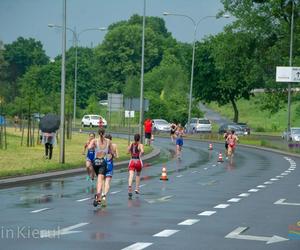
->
left=227, top=198, right=241, bottom=203
left=111, top=190, right=121, bottom=194
left=153, top=229, right=179, bottom=237
left=264, top=181, right=273, bottom=184
left=281, top=173, right=288, bottom=176
left=248, top=189, right=259, bottom=192
left=257, top=185, right=266, bottom=188
left=238, top=193, right=250, bottom=197
left=276, top=176, right=284, bottom=178
left=178, top=219, right=200, bottom=226
left=176, top=175, right=183, bottom=178
left=121, top=242, right=153, bottom=250
left=285, top=170, right=291, bottom=173
left=214, top=204, right=230, bottom=209
left=198, top=211, right=216, bottom=216
left=76, top=197, right=91, bottom=202
left=30, top=208, right=50, bottom=213
left=270, top=178, right=279, bottom=181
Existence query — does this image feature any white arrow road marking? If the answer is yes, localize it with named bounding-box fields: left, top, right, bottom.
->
left=227, top=198, right=241, bottom=203
left=198, top=211, right=216, bottom=216
left=274, top=199, right=300, bottom=206
left=178, top=219, right=199, bottom=225
left=121, top=242, right=153, bottom=250
left=214, top=204, right=230, bottom=209
left=225, top=227, right=289, bottom=244
left=76, top=197, right=91, bottom=202
left=40, top=222, right=89, bottom=238
left=31, top=208, right=50, bottom=213
left=153, top=229, right=179, bottom=237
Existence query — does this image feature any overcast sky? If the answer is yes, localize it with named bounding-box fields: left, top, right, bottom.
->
left=0, top=0, right=232, bottom=58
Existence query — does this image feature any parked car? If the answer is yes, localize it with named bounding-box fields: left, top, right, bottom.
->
left=236, top=122, right=251, bottom=135
left=185, top=118, right=212, bottom=133
left=81, top=115, right=107, bottom=128
left=152, top=119, right=171, bottom=132
left=282, top=127, right=300, bottom=142
left=218, top=123, right=246, bottom=136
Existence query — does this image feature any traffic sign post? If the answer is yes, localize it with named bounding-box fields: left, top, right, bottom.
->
left=276, top=66, right=300, bottom=83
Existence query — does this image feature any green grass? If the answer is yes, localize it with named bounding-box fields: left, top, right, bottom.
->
left=0, top=128, right=152, bottom=179
left=206, top=93, right=300, bottom=133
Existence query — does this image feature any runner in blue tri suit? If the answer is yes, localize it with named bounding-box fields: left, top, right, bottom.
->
left=82, top=132, right=96, bottom=181
left=175, top=124, right=184, bottom=159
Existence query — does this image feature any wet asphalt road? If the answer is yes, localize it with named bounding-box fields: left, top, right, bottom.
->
left=0, top=137, right=299, bottom=250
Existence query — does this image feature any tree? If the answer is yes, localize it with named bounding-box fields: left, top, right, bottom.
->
left=4, top=37, right=49, bottom=101
left=193, top=31, right=262, bottom=122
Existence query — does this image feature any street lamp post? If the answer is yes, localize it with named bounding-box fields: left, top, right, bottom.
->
left=48, top=24, right=106, bottom=129
left=139, top=0, right=146, bottom=142
left=163, top=12, right=229, bottom=131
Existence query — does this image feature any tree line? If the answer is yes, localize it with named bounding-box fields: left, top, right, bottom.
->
left=0, top=1, right=299, bottom=126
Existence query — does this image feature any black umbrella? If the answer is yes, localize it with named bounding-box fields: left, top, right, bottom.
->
left=39, top=114, right=60, bottom=133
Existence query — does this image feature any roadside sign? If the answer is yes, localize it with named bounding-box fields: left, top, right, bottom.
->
left=125, top=110, right=135, bottom=118
left=276, top=66, right=300, bottom=82
left=124, top=98, right=149, bottom=112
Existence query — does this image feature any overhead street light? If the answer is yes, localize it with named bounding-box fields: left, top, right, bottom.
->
left=163, top=12, right=230, bottom=131
left=48, top=24, right=107, bottom=129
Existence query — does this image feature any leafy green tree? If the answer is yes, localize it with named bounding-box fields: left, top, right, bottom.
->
left=4, top=37, right=49, bottom=101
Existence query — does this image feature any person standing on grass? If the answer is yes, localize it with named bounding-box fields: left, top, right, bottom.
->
left=144, top=118, right=152, bottom=146
left=128, top=133, right=144, bottom=198
left=42, top=132, right=56, bottom=159
left=82, top=132, right=96, bottom=181
left=89, top=128, right=112, bottom=207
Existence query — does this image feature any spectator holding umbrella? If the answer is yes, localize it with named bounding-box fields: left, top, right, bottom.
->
left=39, top=114, right=60, bottom=160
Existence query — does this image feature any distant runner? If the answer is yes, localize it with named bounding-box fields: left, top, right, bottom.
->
left=170, top=123, right=177, bottom=143
left=226, top=130, right=238, bottom=163
left=128, top=133, right=144, bottom=198
left=175, top=124, right=184, bottom=159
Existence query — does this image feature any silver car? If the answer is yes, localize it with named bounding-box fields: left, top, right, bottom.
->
left=282, top=127, right=300, bottom=142
left=188, top=118, right=212, bottom=133
left=152, top=119, right=171, bottom=132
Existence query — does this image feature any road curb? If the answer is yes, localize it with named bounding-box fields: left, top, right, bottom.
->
left=0, top=147, right=160, bottom=189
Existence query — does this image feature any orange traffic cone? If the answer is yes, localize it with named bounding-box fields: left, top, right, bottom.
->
left=160, top=166, right=169, bottom=181
left=218, top=152, right=224, bottom=163
left=208, top=143, right=213, bottom=150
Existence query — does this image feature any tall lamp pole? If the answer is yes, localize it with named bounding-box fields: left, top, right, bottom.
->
left=287, top=0, right=295, bottom=135
left=60, top=0, right=66, bottom=163
left=139, top=0, right=146, bottom=142
left=163, top=12, right=230, bottom=131
left=48, top=24, right=107, bottom=129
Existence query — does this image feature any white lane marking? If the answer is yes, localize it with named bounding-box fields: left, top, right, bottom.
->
left=145, top=195, right=173, bottom=204
left=214, top=204, right=230, bottom=209
left=40, top=222, right=89, bottom=238
left=257, top=185, right=266, bottom=188
left=238, top=193, right=250, bottom=197
left=270, top=178, right=279, bottom=181
left=212, top=164, right=216, bottom=167
left=121, top=242, right=153, bottom=250
left=274, top=199, right=300, bottom=206
left=285, top=170, right=291, bottom=173
left=264, top=181, right=273, bottom=184
left=153, top=229, right=179, bottom=237
left=198, top=211, right=216, bottom=216
left=31, top=208, right=50, bottom=213
left=178, top=219, right=200, bottom=226
left=248, top=189, right=259, bottom=192
left=191, top=171, right=198, bottom=173
left=204, top=168, right=208, bottom=170
left=298, top=184, right=300, bottom=187
left=76, top=197, right=91, bottom=202
left=227, top=198, right=241, bottom=203
left=225, top=226, right=289, bottom=244
left=288, top=167, right=295, bottom=170
left=281, top=173, right=288, bottom=176
left=176, top=175, right=183, bottom=178
left=276, top=176, right=284, bottom=178
left=111, top=190, right=121, bottom=194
